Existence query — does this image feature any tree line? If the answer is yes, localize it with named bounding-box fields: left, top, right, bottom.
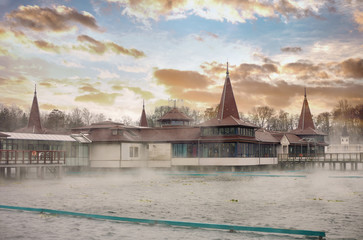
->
left=0, top=100, right=362, bottom=143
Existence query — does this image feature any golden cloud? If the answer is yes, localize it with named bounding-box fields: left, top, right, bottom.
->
left=128, top=87, right=154, bottom=100
left=75, top=92, right=119, bottom=105
left=354, top=10, right=363, bottom=32
left=79, top=83, right=99, bottom=93
left=40, top=103, right=58, bottom=111
left=6, top=5, right=100, bottom=32
left=154, top=68, right=212, bottom=89
left=0, top=46, right=9, bottom=56
left=76, top=34, right=146, bottom=58
left=39, top=82, right=53, bottom=88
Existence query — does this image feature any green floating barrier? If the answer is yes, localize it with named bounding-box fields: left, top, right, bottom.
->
left=0, top=205, right=325, bottom=238
left=232, top=174, right=306, bottom=178
left=329, top=176, right=363, bottom=179
left=164, top=173, right=219, bottom=176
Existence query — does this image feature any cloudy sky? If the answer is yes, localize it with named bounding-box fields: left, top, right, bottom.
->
left=0, top=0, right=362, bottom=122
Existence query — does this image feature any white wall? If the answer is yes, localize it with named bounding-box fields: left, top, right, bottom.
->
left=90, top=142, right=121, bottom=168
left=148, top=143, right=171, bottom=161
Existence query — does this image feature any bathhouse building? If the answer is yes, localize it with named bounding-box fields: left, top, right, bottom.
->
left=1, top=64, right=328, bottom=171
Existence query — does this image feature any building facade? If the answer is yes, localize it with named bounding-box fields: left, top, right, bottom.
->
left=1, top=65, right=329, bottom=170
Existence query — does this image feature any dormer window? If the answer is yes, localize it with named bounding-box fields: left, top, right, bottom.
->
left=111, top=129, right=123, bottom=136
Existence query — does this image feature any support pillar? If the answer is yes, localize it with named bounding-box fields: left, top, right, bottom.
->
left=16, top=167, right=20, bottom=179
left=0, top=167, right=4, bottom=178
left=6, top=167, right=11, bottom=178
left=20, top=168, right=26, bottom=179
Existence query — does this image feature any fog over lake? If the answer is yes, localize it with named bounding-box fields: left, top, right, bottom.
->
left=1, top=170, right=362, bottom=239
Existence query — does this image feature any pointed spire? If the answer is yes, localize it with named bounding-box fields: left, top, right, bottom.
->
left=217, top=62, right=239, bottom=120
left=304, top=87, right=306, bottom=99
left=297, top=88, right=315, bottom=130
left=139, top=100, right=148, bottom=127
left=27, top=85, right=43, bottom=133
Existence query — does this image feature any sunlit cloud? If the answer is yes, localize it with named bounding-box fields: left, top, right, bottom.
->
left=354, top=10, right=363, bottom=32
left=5, top=5, right=101, bottom=32
left=107, top=0, right=328, bottom=24
left=97, top=69, right=120, bottom=79
left=75, top=92, right=120, bottom=105
left=76, top=34, right=146, bottom=58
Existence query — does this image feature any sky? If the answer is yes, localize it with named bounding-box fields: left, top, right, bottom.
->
left=0, top=0, right=362, bottom=122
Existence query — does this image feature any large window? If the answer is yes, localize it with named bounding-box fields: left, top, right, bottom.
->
left=201, top=127, right=255, bottom=137
left=129, top=146, right=139, bottom=158
left=172, top=143, right=198, bottom=158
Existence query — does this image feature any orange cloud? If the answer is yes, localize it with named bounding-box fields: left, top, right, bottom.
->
left=354, top=10, right=363, bottom=32
left=6, top=5, right=100, bottom=32
left=33, top=40, right=61, bottom=53
left=154, top=68, right=212, bottom=89
left=76, top=34, right=146, bottom=58
left=75, top=92, right=119, bottom=105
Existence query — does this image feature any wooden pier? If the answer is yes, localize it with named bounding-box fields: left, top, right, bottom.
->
left=278, top=153, right=363, bottom=171
left=0, top=150, right=66, bottom=179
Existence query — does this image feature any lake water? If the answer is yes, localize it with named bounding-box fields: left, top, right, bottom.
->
left=1, top=169, right=362, bottom=239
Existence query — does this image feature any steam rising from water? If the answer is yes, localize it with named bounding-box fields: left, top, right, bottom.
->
left=1, top=169, right=362, bottom=239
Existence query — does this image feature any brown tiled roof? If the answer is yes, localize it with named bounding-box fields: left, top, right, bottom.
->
left=200, top=115, right=256, bottom=128
left=217, top=65, right=239, bottom=119
left=285, top=133, right=304, bottom=144
left=255, top=129, right=280, bottom=143
left=140, top=127, right=200, bottom=142
left=290, top=127, right=326, bottom=136
left=158, top=108, right=192, bottom=121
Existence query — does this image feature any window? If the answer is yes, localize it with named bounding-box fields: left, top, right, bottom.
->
left=129, top=146, right=139, bottom=158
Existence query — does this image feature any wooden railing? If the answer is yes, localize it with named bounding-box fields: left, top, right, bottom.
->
left=278, top=153, right=363, bottom=162
left=0, top=150, right=66, bottom=165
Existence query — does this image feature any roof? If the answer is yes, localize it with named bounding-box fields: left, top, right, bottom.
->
left=1, top=132, right=76, bottom=142
left=0, top=132, right=9, bottom=138
left=290, top=127, right=326, bottom=136
left=199, top=115, right=256, bottom=128
left=217, top=63, right=239, bottom=120
left=158, top=108, right=192, bottom=121
left=72, top=121, right=124, bottom=130
left=255, top=129, right=280, bottom=143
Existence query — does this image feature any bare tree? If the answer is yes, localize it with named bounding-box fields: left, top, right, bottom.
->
left=82, top=108, right=93, bottom=126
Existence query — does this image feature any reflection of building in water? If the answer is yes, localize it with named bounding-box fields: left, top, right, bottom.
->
left=1, top=64, right=330, bottom=170
left=325, top=125, right=363, bottom=153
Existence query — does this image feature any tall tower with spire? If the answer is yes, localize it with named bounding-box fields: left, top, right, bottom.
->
left=139, top=100, right=148, bottom=127
left=297, top=88, right=315, bottom=131
left=27, top=85, right=43, bottom=133
left=216, top=62, right=239, bottom=120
